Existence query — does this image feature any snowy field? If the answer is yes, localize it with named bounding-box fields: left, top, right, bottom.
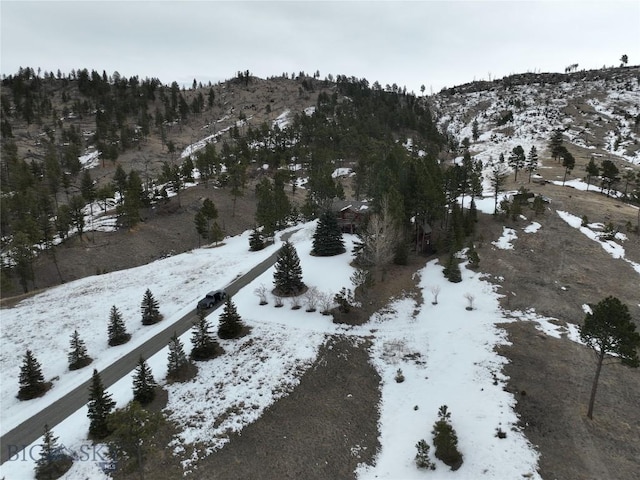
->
left=0, top=219, right=585, bottom=479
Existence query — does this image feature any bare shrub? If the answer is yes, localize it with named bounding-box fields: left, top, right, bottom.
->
left=430, top=285, right=441, bottom=305
left=254, top=284, right=268, bottom=305
left=319, top=291, right=334, bottom=315
left=290, top=295, right=302, bottom=310
left=274, top=295, right=284, bottom=308
left=304, top=286, right=320, bottom=312
left=464, top=293, right=475, bottom=310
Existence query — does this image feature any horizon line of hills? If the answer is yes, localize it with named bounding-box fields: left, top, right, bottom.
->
left=3, top=63, right=638, bottom=96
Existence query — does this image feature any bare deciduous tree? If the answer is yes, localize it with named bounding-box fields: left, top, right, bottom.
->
left=358, top=198, right=399, bottom=281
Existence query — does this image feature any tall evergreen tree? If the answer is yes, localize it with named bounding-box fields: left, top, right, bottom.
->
left=273, top=241, right=306, bottom=295
left=132, top=356, right=156, bottom=406
left=525, top=146, right=538, bottom=182
left=194, top=210, right=208, bottom=244
left=68, top=329, right=92, bottom=370
left=488, top=154, right=510, bottom=215
left=166, top=332, right=190, bottom=381
left=561, top=148, right=575, bottom=185
left=108, top=305, right=130, bottom=346
left=249, top=227, right=265, bottom=251
left=141, top=288, right=162, bottom=325
left=585, top=157, right=600, bottom=192
left=600, top=159, right=619, bottom=196
left=548, top=129, right=564, bottom=161
left=508, top=145, right=526, bottom=182
left=443, top=253, right=462, bottom=283
left=113, top=165, right=128, bottom=203
left=35, top=424, right=73, bottom=480
left=87, top=369, right=116, bottom=439
left=580, top=296, right=639, bottom=419
left=190, top=310, right=222, bottom=361
left=312, top=210, right=345, bottom=256
left=218, top=297, right=246, bottom=339
left=209, top=221, right=225, bottom=245
left=18, top=349, right=48, bottom=400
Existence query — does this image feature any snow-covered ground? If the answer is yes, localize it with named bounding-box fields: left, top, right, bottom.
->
left=433, top=74, right=640, bottom=187
left=1, top=218, right=587, bottom=480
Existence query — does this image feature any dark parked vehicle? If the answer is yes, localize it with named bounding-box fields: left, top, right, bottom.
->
left=197, top=290, right=227, bottom=310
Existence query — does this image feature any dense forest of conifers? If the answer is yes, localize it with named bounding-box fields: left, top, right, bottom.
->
left=1, top=67, right=486, bottom=294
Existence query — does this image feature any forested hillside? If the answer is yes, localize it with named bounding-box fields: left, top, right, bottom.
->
left=1, top=66, right=639, bottom=298
left=1, top=68, right=450, bottom=295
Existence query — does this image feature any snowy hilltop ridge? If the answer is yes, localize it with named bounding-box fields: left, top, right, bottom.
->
left=431, top=66, right=640, bottom=169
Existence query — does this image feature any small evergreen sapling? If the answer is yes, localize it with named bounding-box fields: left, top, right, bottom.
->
left=190, top=310, right=223, bottom=361
left=141, top=288, right=162, bottom=325
left=87, top=369, right=116, bottom=439
left=132, top=356, right=157, bottom=405
left=35, top=424, right=73, bottom=480
left=217, top=297, right=246, bottom=339
left=415, top=439, right=436, bottom=470
left=107, top=401, right=164, bottom=476
left=432, top=405, right=463, bottom=470
left=443, top=254, right=462, bottom=283
left=166, top=332, right=191, bottom=381
left=68, top=330, right=92, bottom=370
left=108, top=305, right=131, bottom=346
left=249, top=227, right=265, bottom=251
left=18, top=350, right=48, bottom=400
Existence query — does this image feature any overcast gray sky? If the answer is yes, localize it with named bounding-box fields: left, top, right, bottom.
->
left=2, top=0, right=639, bottom=93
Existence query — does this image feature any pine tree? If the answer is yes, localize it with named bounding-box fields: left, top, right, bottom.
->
left=194, top=210, right=208, bottom=244
left=18, top=349, right=48, bottom=400
left=35, top=424, right=73, bottom=480
left=273, top=241, right=306, bottom=296
left=508, top=145, right=526, bottom=182
left=249, top=227, right=265, bottom=251
left=548, top=129, right=564, bottom=161
left=415, top=439, right=435, bottom=470
left=525, top=146, right=538, bottom=182
left=312, top=210, right=346, bottom=256
left=466, top=244, right=480, bottom=269
left=585, top=156, right=600, bottom=191
left=108, top=305, right=130, bottom=346
left=87, top=369, right=116, bottom=439
left=190, top=310, right=222, bottom=361
left=432, top=405, right=463, bottom=470
left=68, top=329, right=92, bottom=370
left=141, top=288, right=162, bottom=325
left=132, top=356, right=156, bottom=406
left=218, top=297, right=246, bottom=339
left=580, top=296, right=639, bottom=419
left=107, top=401, right=163, bottom=476
left=166, top=332, right=190, bottom=381
left=209, top=221, right=225, bottom=245
left=443, top=253, right=462, bottom=283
